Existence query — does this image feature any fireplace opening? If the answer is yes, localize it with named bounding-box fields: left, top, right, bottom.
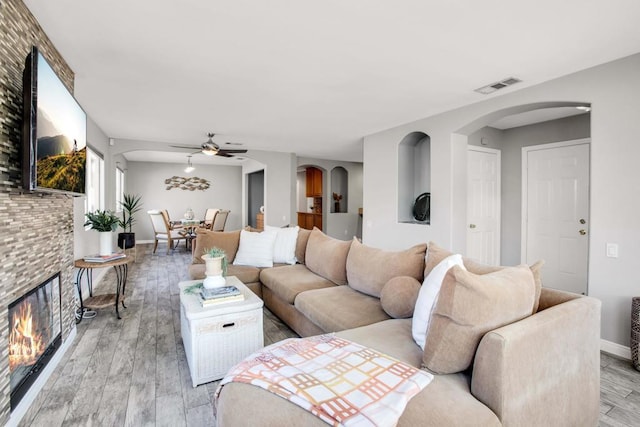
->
left=9, top=272, right=62, bottom=410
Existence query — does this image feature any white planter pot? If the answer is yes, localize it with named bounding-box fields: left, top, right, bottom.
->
left=99, top=232, right=113, bottom=256
left=202, top=254, right=226, bottom=289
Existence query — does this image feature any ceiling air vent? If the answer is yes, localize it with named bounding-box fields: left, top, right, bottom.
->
left=475, top=77, right=522, bottom=95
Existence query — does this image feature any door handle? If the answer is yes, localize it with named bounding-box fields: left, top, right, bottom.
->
left=579, top=229, right=586, bottom=235
left=469, top=224, right=476, bottom=229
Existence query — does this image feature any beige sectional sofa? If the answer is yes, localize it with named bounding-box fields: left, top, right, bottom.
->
left=188, top=227, right=601, bottom=426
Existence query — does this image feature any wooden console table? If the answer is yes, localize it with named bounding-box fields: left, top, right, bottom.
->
left=74, top=256, right=133, bottom=320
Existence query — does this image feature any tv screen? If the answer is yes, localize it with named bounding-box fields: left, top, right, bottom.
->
left=23, top=46, right=86, bottom=196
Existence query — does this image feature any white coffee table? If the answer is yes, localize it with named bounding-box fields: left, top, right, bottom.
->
left=179, top=276, right=264, bottom=387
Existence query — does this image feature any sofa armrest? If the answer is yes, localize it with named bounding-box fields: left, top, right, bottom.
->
left=471, top=295, right=601, bottom=427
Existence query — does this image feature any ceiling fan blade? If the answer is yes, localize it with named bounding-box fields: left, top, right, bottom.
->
left=218, top=149, right=248, bottom=154
left=169, top=144, right=202, bottom=150
left=216, top=152, right=234, bottom=158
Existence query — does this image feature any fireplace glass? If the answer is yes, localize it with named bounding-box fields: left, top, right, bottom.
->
left=8, top=272, right=62, bottom=409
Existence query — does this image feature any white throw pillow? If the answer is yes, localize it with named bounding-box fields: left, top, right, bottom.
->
left=412, top=253, right=466, bottom=349
left=233, top=230, right=277, bottom=268
left=265, top=225, right=299, bottom=265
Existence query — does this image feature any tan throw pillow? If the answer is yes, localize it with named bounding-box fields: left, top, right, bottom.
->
left=380, top=276, right=421, bottom=319
left=346, top=238, right=426, bottom=297
left=193, top=229, right=241, bottom=264
left=425, top=241, right=544, bottom=314
left=295, top=228, right=312, bottom=265
left=422, top=265, right=536, bottom=374
left=305, top=228, right=352, bottom=285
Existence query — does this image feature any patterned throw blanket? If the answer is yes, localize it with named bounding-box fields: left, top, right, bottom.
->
left=215, top=334, right=433, bottom=426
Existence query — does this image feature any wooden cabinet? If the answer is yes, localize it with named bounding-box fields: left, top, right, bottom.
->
left=297, top=212, right=322, bottom=231
left=306, top=167, right=323, bottom=197
left=256, top=213, right=264, bottom=230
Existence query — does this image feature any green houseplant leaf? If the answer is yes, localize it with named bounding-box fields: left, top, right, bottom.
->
left=84, top=210, right=120, bottom=232
left=118, top=193, right=143, bottom=232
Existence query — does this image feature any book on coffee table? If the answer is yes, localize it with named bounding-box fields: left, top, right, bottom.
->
left=83, top=253, right=126, bottom=263
left=200, top=293, right=245, bottom=306
left=200, top=285, right=241, bottom=300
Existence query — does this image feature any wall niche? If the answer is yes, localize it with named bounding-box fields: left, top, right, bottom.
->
left=398, top=131, right=431, bottom=224
left=330, top=166, right=348, bottom=213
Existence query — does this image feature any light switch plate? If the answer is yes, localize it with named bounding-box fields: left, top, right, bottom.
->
left=606, top=243, right=619, bottom=258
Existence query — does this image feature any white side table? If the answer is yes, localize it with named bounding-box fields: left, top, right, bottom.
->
left=179, top=276, right=264, bottom=387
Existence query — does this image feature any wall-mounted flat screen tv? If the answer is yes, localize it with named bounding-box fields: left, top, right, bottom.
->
left=22, top=46, right=86, bottom=196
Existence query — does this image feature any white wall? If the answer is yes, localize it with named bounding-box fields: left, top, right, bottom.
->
left=467, top=114, right=590, bottom=265
left=126, top=161, right=243, bottom=241
left=363, top=52, right=640, bottom=347
left=297, top=157, right=363, bottom=240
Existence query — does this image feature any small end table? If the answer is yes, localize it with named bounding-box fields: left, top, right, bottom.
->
left=75, top=256, right=133, bottom=320
left=179, top=277, right=264, bottom=387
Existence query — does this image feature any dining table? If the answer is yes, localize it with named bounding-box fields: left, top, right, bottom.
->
left=180, top=218, right=202, bottom=251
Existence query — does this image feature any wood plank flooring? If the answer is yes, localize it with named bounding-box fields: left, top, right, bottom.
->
left=18, top=243, right=640, bottom=426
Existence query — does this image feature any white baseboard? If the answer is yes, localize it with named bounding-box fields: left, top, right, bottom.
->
left=601, top=339, right=631, bottom=360
left=137, top=239, right=153, bottom=244
left=7, top=326, right=77, bottom=427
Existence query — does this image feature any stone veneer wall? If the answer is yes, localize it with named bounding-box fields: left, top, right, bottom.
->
left=0, top=0, right=77, bottom=422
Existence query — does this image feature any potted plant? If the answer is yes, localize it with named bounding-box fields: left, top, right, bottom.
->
left=202, top=247, right=227, bottom=289
left=117, top=193, right=143, bottom=250
left=84, top=210, right=120, bottom=255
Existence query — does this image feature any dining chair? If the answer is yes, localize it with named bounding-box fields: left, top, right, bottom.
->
left=148, top=210, right=187, bottom=254
left=161, top=209, right=183, bottom=231
left=201, top=208, right=220, bottom=229
left=212, top=210, right=230, bottom=231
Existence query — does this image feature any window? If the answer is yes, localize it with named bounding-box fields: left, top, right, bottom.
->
left=115, top=167, right=124, bottom=212
left=85, top=147, right=104, bottom=215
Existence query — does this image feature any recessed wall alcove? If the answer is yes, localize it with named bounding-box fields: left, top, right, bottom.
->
left=398, top=131, right=431, bottom=224
left=330, top=166, right=348, bottom=213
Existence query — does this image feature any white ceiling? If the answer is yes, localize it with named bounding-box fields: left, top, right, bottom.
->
left=24, top=1, right=640, bottom=163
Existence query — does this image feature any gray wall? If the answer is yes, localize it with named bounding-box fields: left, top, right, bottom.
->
left=468, top=114, right=591, bottom=265
left=297, top=157, right=363, bottom=240
left=363, top=53, right=640, bottom=349
left=126, top=161, right=243, bottom=241
left=242, top=150, right=297, bottom=228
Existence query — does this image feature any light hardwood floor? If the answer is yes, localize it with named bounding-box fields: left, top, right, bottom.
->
left=19, top=243, right=640, bottom=426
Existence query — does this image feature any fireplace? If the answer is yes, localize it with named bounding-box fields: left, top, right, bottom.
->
left=8, top=273, right=62, bottom=410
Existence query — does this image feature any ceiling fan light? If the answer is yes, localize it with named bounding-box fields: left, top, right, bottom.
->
left=202, top=148, right=216, bottom=156
left=184, top=156, right=195, bottom=173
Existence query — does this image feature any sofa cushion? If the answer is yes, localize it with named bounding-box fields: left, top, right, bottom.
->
left=304, top=228, right=352, bottom=285
left=193, top=229, right=240, bottom=264
left=260, top=264, right=336, bottom=304
left=423, top=264, right=536, bottom=374
left=188, top=263, right=261, bottom=284
left=265, top=225, right=299, bottom=265
left=295, top=228, right=312, bottom=265
left=380, top=276, right=421, bottom=319
left=412, top=253, right=465, bottom=349
left=346, top=238, right=426, bottom=297
left=425, top=241, right=543, bottom=313
left=233, top=229, right=277, bottom=268
left=294, top=286, right=390, bottom=332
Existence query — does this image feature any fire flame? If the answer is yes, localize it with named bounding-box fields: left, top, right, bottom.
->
left=9, top=302, right=47, bottom=372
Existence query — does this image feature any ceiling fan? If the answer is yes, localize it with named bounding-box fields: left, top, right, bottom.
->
left=170, top=133, right=248, bottom=158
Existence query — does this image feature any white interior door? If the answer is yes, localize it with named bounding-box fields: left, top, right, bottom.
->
left=522, top=140, right=590, bottom=294
left=467, top=146, right=501, bottom=265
